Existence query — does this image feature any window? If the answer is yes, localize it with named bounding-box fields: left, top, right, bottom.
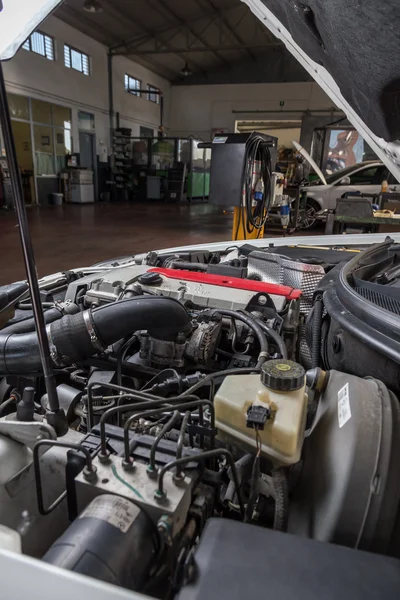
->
left=64, top=44, right=90, bottom=76
left=125, top=74, right=141, bottom=96
left=22, top=31, right=54, bottom=61
left=78, top=111, right=95, bottom=132
left=347, top=166, right=387, bottom=186
left=147, top=85, right=160, bottom=104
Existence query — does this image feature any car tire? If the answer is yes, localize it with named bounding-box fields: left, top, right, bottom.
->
left=301, top=199, right=321, bottom=230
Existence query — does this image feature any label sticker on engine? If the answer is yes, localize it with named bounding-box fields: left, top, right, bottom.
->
left=338, top=383, right=351, bottom=428
left=80, top=495, right=140, bottom=533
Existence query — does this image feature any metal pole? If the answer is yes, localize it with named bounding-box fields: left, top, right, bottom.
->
left=0, top=64, right=66, bottom=434
left=108, top=53, right=115, bottom=201
left=160, top=94, right=164, bottom=134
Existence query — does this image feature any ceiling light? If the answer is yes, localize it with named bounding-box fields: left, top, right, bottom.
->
left=83, top=0, right=103, bottom=13
left=180, top=62, right=192, bottom=77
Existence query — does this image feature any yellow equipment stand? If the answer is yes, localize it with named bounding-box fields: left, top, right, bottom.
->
left=232, top=206, right=266, bottom=240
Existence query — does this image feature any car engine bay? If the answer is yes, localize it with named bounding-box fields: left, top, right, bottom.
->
left=0, top=238, right=400, bottom=598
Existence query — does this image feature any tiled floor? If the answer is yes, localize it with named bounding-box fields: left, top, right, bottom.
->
left=0, top=201, right=318, bottom=285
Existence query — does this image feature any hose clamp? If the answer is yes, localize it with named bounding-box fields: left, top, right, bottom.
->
left=46, top=325, right=64, bottom=367
left=83, top=311, right=105, bottom=352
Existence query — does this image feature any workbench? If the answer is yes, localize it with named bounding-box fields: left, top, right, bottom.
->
left=325, top=213, right=400, bottom=234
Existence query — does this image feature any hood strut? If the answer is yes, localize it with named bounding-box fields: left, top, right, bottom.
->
left=0, top=64, right=67, bottom=436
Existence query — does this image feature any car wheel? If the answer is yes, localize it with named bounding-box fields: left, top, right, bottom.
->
left=301, top=199, right=320, bottom=230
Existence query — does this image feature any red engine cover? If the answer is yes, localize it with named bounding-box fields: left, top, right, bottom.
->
left=149, top=268, right=302, bottom=300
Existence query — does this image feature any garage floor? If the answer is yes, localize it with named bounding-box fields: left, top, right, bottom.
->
left=0, top=202, right=316, bottom=285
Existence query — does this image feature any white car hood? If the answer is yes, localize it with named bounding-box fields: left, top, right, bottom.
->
left=0, top=1, right=63, bottom=60
left=242, top=0, right=400, bottom=183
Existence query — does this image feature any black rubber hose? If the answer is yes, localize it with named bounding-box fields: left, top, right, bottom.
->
left=214, top=308, right=268, bottom=367
left=272, top=468, right=289, bottom=532
left=0, top=296, right=191, bottom=375
left=2, top=305, right=77, bottom=334
left=240, top=310, right=287, bottom=359
left=170, top=261, right=208, bottom=272
left=311, top=297, right=323, bottom=368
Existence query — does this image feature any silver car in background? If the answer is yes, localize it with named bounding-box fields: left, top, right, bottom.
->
left=302, top=161, right=399, bottom=228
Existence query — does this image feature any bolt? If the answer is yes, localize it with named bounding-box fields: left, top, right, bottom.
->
left=121, top=457, right=135, bottom=471
left=157, top=515, right=173, bottom=545
left=146, top=464, right=158, bottom=479
left=83, top=465, right=97, bottom=482
left=98, top=451, right=110, bottom=464
left=258, top=295, right=267, bottom=306
left=173, top=471, right=186, bottom=486
left=154, top=489, right=167, bottom=504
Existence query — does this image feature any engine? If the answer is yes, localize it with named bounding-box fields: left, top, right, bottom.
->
left=0, top=240, right=399, bottom=597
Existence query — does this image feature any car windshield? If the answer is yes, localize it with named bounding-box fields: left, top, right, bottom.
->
left=324, top=164, right=365, bottom=184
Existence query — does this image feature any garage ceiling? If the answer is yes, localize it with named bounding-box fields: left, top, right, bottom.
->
left=55, top=0, right=309, bottom=84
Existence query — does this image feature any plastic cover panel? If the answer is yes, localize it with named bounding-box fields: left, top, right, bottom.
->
left=288, top=372, right=400, bottom=554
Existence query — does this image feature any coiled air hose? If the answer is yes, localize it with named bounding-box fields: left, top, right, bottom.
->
left=0, top=296, right=191, bottom=374
left=234, top=133, right=273, bottom=240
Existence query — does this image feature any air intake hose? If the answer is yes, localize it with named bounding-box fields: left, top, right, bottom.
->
left=0, top=296, right=191, bottom=374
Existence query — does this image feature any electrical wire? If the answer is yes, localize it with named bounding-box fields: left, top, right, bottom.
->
left=116, top=333, right=138, bottom=386
left=244, top=133, right=273, bottom=234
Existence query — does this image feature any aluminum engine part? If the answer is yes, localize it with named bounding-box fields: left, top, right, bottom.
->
left=66, top=264, right=286, bottom=312
left=75, top=455, right=193, bottom=537
left=140, top=335, right=186, bottom=369
left=185, top=318, right=222, bottom=365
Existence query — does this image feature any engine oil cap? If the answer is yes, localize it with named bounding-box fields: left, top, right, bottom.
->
left=261, top=359, right=305, bottom=391
left=138, top=272, right=163, bottom=285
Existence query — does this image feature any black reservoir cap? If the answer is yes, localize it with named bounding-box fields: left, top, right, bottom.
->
left=261, top=360, right=305, bottom=392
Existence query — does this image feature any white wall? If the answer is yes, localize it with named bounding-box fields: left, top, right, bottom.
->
left=113, top=55, right=170, bottom=137
left=2, top=16, right=171, bottom=152
left=169, top=82, right=338, bottom=141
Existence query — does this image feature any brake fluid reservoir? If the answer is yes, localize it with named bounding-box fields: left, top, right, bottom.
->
left=214, top=360, right=307, bottom=465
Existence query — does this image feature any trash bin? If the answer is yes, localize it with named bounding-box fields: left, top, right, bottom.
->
left=51, top=193, right=63, bottom=205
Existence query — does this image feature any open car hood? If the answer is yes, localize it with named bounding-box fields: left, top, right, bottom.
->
left=0, top=1, right=63, bottom=60
left=242, top=0, right=400, bottom=182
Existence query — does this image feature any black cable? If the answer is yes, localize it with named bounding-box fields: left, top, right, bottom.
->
left=242, top=134, right=273, bottom=236
left=239, top=310, right=287, bottom=359
left=149, top=410, right=180, bottom=470
left=116, top=334, right=138, bottom=386
left=176, top=411, right=191, bottom=477
left=156, top=449, right=245, bottom=519
left=212, top=309, right=268, bottom=367
left=182, top=367, right=261, bottom=397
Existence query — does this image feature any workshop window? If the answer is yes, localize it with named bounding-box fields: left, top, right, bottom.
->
left=125, top=74, right=141, bottom=97
left=64, top=44, right=90, bottom=76
left=22, top=31, right=54, bottom=61
left=147, top=85, right=160, bottom=104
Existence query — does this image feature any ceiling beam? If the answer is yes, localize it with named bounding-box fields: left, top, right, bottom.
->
left=124, top=44, right=280, bottom=56
left=150, top=0, right=230, bottom=67
left=195, top=0, right=256, bottom=61
left=103, top=2, right=207, bottom=77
